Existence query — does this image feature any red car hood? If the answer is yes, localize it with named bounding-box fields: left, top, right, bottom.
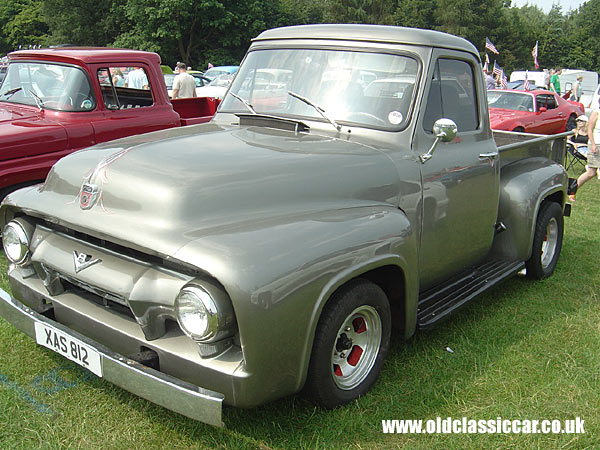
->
left=0, top=103, right=68, bottom=161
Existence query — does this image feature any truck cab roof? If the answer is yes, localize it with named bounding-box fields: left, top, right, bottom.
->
left=253, top=24, right=479, bottom=59
left=8, top=47, right=161, bottom=66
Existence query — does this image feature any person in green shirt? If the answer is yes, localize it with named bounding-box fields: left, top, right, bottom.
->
left=550, top=68, right=562, bottom=95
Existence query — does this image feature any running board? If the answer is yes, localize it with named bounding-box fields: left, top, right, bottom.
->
left=417, top=259, right=524, bottom=329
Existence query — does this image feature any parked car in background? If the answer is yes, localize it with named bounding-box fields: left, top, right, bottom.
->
left=488, top=89, right=583, bottom=133
left=0, top=47, right=218, bottom=198
left=195, top=73, right=234, bottom=99
left=164, top=72, right=211, bottom=98
left=203, top=65, right=238, bottom=81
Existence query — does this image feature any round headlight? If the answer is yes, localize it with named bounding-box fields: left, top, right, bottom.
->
left=175, top=286, right=219, bottom=341
left=2, top=221, right=30, bottom=265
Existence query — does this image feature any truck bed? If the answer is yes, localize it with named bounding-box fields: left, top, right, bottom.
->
left=493, top=130, right=570, bottom=167
left=171, top=97, right=220, bottom=125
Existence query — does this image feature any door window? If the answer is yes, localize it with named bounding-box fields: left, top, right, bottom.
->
left=423, top=58, right=479, bottom=132
left=97, top=66, right=153, bottom=110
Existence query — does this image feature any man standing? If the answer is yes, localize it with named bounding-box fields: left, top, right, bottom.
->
left=124, top=67, right=149, bottom=90
left=171, top=62, right=197, bottom=99
left=550, top=68, right=562, bottom=95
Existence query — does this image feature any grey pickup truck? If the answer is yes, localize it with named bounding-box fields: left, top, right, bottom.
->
left=0, top=25, right=570, bottom=427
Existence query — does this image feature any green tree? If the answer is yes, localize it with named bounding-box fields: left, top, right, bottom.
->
left=564, top=0, right=600, bottom=70
left=394, top=0, right=436, bottom=29
left=0, top=0, right=49, bottom=54
left=325, top=0, right=394, bottom=24
left=41, top=0, right=125, bottom=47
left=112, top=0, right=282, bottom=69
left=280, top=0, right=327, bottom=24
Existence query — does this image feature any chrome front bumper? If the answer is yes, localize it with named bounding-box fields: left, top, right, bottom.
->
left=0, top=287, right=225, bottom=427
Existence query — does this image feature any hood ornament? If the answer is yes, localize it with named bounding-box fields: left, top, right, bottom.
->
left=79, top=183, right=99, bottom=210
left=71, top=147, right=133, bottom=212
left=73, top=251, right=101, bottom=273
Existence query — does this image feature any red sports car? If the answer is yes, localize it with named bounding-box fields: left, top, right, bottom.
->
left=488, top=89, right=584, bottom=134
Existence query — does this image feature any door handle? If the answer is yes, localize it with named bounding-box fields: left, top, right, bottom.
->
left=479, top=152, right=499, bottom=159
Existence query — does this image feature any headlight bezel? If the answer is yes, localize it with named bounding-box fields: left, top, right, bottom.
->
left=2, top=219, right=32, bottom=265
left=175, top=285, right=223, bottom=342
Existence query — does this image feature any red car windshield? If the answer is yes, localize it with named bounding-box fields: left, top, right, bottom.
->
left=488, top=91, right=534, bottom=112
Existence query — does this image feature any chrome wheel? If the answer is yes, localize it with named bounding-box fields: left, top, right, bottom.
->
left=331, top=305, right=382, bottom=390
left=525, top=201, right=563, bottom=280
left=541, top=217, right=558, bottom=269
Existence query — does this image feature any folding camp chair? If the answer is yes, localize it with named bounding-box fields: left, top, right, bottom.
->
left=564, top=144, right=588, bottom=172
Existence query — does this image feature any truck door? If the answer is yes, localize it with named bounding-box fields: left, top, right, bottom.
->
left=414, top=52, right=500, bottom=289
left=89, top=65, right=179, bottom=144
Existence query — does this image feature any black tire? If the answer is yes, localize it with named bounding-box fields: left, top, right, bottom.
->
left=303, top=279, right=391, bottom=408
left=513, top=126, right=525, bottom=133
left=566, top=115, right=577, bottom=131
left=525, top=201, right=564, bottom=279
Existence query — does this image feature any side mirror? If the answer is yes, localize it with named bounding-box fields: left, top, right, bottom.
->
left=433, top=118, right=458, bottom=142
left=420, top=118, right=458, bottom=163
left=539, top=106, right=547, bottom=113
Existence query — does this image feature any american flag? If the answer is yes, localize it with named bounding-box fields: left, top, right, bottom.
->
left=493, top=61, right=502, bottom=77
left=501, top=71, right=508, bottom=89
left=486, top=37, right=499, bottom=55
left=532, top=41, right=539, bottom=69
left=523, top=71, right=530, bottom=90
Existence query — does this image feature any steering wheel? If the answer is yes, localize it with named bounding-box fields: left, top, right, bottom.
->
left=517, top=105, right=528, bottom=111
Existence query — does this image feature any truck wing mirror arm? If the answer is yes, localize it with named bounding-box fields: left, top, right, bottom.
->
left=420, top=118, right=458, bottom=164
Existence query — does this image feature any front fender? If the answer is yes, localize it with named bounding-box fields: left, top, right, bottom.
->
left=174, top=205, right=418, bottom=406
left=491, top=157, right=566, bottom=261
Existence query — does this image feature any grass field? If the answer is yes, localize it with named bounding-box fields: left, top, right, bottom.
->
left=0, top=174, right=599, bottom=449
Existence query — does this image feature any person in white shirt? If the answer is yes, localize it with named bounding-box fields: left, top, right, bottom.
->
left=124, top=67, right=148, bottom=90
left=171, top=62, right=197, bottom=99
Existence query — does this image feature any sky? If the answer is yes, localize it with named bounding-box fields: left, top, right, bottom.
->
left=510, top=0, right=588, bottom=12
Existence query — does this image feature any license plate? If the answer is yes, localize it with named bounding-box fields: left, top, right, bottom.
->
left=34, top=322, right=103, bottom=377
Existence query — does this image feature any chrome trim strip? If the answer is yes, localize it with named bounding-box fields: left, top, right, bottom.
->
left=0, top=287, right=225, bottom=427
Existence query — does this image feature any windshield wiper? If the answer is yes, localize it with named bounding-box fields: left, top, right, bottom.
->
left=26, top=88, right=44, bottom=111
left=0, top=87, right=22, bottom=99
left=288, top=90, right=341, bottom=131
left=230, top=92, right=256, bottom=114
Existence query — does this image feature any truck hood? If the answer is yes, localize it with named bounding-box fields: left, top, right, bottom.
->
left=0, top=103, right=68, bottom=161
left=10, top=123, right=400, bottom=260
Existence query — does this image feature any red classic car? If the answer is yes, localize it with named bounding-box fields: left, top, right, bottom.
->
left=488, top=89, right=584, bottom=134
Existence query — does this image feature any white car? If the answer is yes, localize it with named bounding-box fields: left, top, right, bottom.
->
left=195, top=74, right=234, bottom=99
left=164, top=73, right=210, bottom=98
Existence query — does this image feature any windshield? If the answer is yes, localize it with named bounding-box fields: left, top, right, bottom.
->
left=220, top=48, right=419, bottom=130
left=0, top=62, right=95, bottom=111
left=488, top=91, right=534, bottom=112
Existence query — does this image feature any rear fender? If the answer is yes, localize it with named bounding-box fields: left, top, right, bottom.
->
left=491, top=157, right=566, bottom=260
